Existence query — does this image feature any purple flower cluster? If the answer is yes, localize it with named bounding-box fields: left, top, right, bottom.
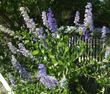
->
left=37, top=64, right=58, bottom=89
left=7, top=42, right=34, bottom=59
left=36, top=27, right=45, bottom=38
left=33, top=37, right=37, bottom=43
left=18, top=43, right=34, bottom=59
left=20, top=7, right=47, bottom=39
left=78, top=25, right=90, bottom=40
left=7, top=42, right=19, bottom=54
left=37, top=64, right=47, bottom=77
left=47, top=8, right=58, bottom=32
left=84, top=31, right=90, bottom=40
left=77, top=2, right=94, bottom=40
left=74, top=11, right=80, bottom=26
left=11, top=55, right=32, bottom=81
left=84, top=2, right=94, bottom=32
left=19, top=7, right=36, bottom=33
left=42, top=8, right=57, bottom=32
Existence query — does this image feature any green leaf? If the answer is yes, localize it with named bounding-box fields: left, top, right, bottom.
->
left=24, top=40, right=29, bottom=44
left=41, top=49, right=45, bottom=54
left=32, top=50, right=39, bottom=55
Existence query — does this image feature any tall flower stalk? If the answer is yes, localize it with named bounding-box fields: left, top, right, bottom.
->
left=7, top=42, right=19, bottom=54
left=0, top=25, right=15, bottom=36
left=19, top=7, right=36, bottom=33
left=74, top=11, right=80, bottom=26
left=18, top=43, right=34, bottom=59
left=11, top=55, right=32, bottom=81
left=47, top=8, right=58, bottom=32
left=42, top=11, right=48, bottom=28
left=37, top=64, right=58, bottom=89
left=84, top=2, right=94, bottom=32
left=81, top=2, right=94, bottom=40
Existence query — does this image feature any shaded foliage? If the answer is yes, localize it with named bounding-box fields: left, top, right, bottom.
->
left=0, top=0, right=110, bottom=30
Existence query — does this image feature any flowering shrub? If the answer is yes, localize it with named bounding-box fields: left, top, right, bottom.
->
left=0, top=2, right=110, bottom=94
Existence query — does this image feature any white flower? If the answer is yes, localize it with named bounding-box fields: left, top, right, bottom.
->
left=42, top=11, right=48, bottom=27
left=18, top=43, right=34, bottom=59
left=74, top=11, right=80, bottom=26
left=58, top=26, right=65, bottom=31
left=7, top=42, right=19, bottom=54
left=0, top=25, right=15, bottom=36
left=19, top=7, right=36, bottom=33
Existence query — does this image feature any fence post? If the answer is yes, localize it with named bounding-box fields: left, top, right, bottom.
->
left=0, top=73, right=14, bottom=94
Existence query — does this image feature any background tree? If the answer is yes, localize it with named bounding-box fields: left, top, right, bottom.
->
left=0, top=0, right=110, bottom=30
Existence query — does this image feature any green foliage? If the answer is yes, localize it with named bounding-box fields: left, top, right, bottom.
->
left=0, top=25, right=110, bottom=93
left=0, top=0, right=110, bottom=29
left=0, top=0, right=110, bottom=93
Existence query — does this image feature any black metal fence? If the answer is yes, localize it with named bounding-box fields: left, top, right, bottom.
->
left=70, top=32, right=110, bottom=62
left=68, top=32, right=110, bottom=93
